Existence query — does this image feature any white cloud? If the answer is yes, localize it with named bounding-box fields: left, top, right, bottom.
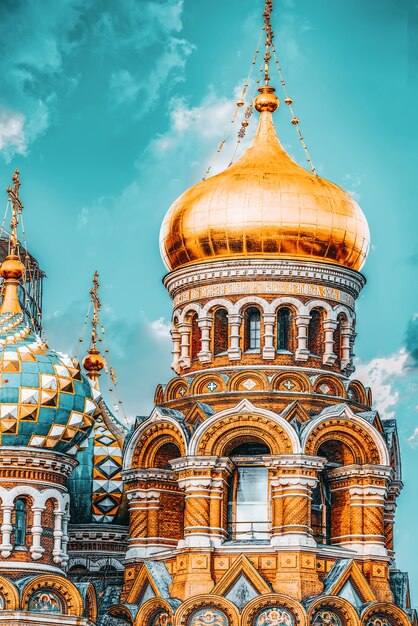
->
left=355, top=348, right=409, bottom=418
left=0, top=107, right=26, bottom=160
left=149, top=317, right=171, bottom=339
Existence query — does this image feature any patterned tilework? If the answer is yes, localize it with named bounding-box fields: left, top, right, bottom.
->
left=0, top=312, right=96, bottom=454
left=92, top=412, right=123, bottom=522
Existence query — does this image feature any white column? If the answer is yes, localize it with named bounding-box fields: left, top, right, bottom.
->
left=178, top=322, right=191, bottom=369
left=323, top=319, right=338, bottom=365
left=340, top=322, right=352, bottom=370
left=52, top=510, right=63, bottom=564
left=228, top=314, right=242, bottom=360
left=295, top=315, right=310, bottom=361
left=171, top=328, right=181, bottom=373
left=262, top=313, right=276, bottom=360
left=30, top=506, right=45, bottom=560
left=0, top=505, right=13, bottom=557
left=198, top=316, right=213, bottom=363
left=61, top=513, right=70, bottom=567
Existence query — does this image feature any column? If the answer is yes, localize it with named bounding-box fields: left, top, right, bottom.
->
left=262, top=313, right=276, bottom=360
left=61, top=512, right=70, bottom=567
left=228, top=314, right=242, bottom=360
left=323, top=319, right=338, bottom=365
left=30, top=506, right=45, bottom=560
left=171, top=328, right=181, bottom=373
left=52, top=510, right=63, bottom=564
left=0, top=505, right=13, bottom=558
left=208, top=459, right=234, bottom=547
left=340, top=322, right=352, bottom=370
left=198, top=316, right=213, bottom=363
left=328, top=465, right=390, bottom=557
left=267, top=455, right=324, bottom=548
left=295, top=315, right=310, bottom=361
left=177, top=322, right=191, bottom=369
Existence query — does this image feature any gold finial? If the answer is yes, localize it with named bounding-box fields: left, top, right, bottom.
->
left=83, top=271, right=106, bottom=382
left=0, top=169, right=25, bottom=315
left=263, top=0, right=273, bottom=85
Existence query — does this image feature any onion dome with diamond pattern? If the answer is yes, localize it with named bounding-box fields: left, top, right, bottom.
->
left=0, top=193, right=97, bottom=454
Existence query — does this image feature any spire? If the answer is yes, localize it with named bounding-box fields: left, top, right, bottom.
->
left=83, top=271, right=106, bottom=385
left=0, top=169, right=25, bottom=315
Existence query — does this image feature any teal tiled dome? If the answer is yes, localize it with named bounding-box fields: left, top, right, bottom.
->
left=0, top=312, right=96, bottom=454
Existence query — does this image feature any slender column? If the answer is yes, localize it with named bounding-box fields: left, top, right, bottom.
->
left=198, top=316, right=213, bottom=363
left=0, top=505, right=13, bottom=557
left=30, top=506, right=45, bottom=560
left=323, top=319, right=338, bottom=365
left=267, top=455, right=324, bottom=548
left=295, top=315, right=310, bottom=361
left=177, top=322, right=191, bottom=369
left=52, top=510, right=63, bottom=564
left=228, top=314, right=242, bottom=361
left=347, top=329, right=357, bottom=374
left=171, top=329, right=181, bottom=373
left=208, top=459, right=234, bottom=547
left=262, top=313, right=276, bottom=359
left=340, top=322, right=352, bottom=370
left=61, top=512, right=70, bottom=567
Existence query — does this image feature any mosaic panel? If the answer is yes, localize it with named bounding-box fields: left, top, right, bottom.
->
left=92, top=414, right=123, bottom=522
left=28, top=590, right=62, bottom=613
left=152, top=612, right=173, bottom=626
left=312, top=610, right=342, bottom=625
left=255, top=607, right=294, bottom=626
left=189, top=608, right=228, bottom=625
left=366, top=618, right=392, bottom=626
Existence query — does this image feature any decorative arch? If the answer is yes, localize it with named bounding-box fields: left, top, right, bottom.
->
left=0, top=576, right=19, bottom=610
left=174, top=594, right=239, bottom=626
left=234, top=295, right=270, bottom=315
left=240, top=593, right=307, bottom=626
left=305, top=300, right=333, bottom=317
left=124, top=415, right=187, bottom=471
left=84, top=583, right=98, bottom=622
left=313, top=375, right=346, bottom=398
left=190, top=373, right=226, bottom=396
left=201, top=298, right=234, bottom=317
left=302, top=407, right=390, bottom=466
left=347, top=380, right=367, bottom=406
left=228, top=370, right=269, bottom=392
left=135, top=598, right=174, bottom=625
left=189, top=400, right=301, bottom=456
left=154, top=384, right=164, bottom=405
left=21, top=574, right=84, bottom=616
left=165, top=378, right=189, bottom=401
left=270, top=296, right=305, bottom=315
left=108, top=604, right=135, bottom=624
left=272, top=371, right=311, bottom=393
left=177, top=303, right=202, bottom=323
left=308, top=596, right=360, bottom=625
left=361, top=603, right=411, bottom=626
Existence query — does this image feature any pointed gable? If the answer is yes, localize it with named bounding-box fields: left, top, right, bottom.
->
left=322, top=559, right=376, bottom=605
left=211, top=554, right=271, bottom=608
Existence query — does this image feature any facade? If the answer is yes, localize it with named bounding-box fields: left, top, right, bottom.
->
left=0, top=3, right=415, bottom=626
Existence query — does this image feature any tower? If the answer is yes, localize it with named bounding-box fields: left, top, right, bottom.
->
left=0, top=171, right=99, bottom=624
left=118, top=2, right=415, bottom=626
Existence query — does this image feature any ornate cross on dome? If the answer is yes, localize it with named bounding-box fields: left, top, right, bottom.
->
left=83, top=271, right=106, bottom=384
left=263, top=0, right=274, bottom=85
left=6, top=168, right=23, bottom=255
left=90, top=270, right=101, bottom=352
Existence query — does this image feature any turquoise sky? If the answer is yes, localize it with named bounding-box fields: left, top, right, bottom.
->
left=0, top=0, right=417, bottom=604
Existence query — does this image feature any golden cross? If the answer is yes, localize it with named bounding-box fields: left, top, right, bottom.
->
left=6, top=168, right=23, bottom=254
left=90, top=270, right=101, bottom=350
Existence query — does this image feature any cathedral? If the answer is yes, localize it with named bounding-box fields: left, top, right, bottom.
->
left=0, top=2, right=415, bottom=625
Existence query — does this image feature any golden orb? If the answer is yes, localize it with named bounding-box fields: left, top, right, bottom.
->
left=83, top=349, right=106, bottom=374
left=160, top=88, right=370, bottom=272
left=0, top=254, right=25, bottom=280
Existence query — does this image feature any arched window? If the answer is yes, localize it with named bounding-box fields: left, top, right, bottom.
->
left=333, top=313, right=347, bottom=363
left=244, top=307, right=261, bottom=351
left=15, top=498, right=26, bottom=546
left=213, top=308, right=228, bottom=355
left=311, top=473, right=331, bottom=545
left=308, top=309, right=324, bottom=356
left=227, top=441, right=270, bottom=541
left=153, top=442, right=181, bottom=469
left=189, top=313, right=200, bottom=361
left=277, top=307, right=292, bottom=351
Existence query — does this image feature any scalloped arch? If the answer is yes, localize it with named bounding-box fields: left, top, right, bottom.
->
left=21, top=574, right=84, bottom=616
left=130, top=420, right=187, bottom=469
left=361, top=602, right=411, bottom=626
left=228, top=370, right=269, bottom=392
left=308, top=595, right=360, bottom=625
left=174, top=594, right=239, bottom=626
left=272, top=371, right=311, bottom=393
left=0, top=576, right=19, bottom=610
left=240, top=592, right=307, bottom=626
left=135, top=597, right=174, bottom=625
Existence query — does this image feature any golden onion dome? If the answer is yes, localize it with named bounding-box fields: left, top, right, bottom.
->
left=160, top=86, right=370, bottom=272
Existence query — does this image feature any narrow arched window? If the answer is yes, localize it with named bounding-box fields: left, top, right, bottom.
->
left=15, top=499, right=26, bottom=546
left=213, top=309, right=228, bottom=355
left=277, top=307, right=291, bottom=351
left=244, top=307, right=261, bottom=351
left=311, top=474, right=331, bottom=545
left=189, top=313, right=200, bottom=361
left=308, top=309, right=324, bottom=356
left=333, top=313, right=347, bottom=362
